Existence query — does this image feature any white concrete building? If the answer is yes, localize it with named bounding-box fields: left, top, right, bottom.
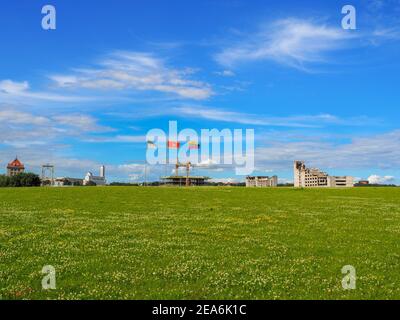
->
left=54, top=177, right=83, bottom=187
left=294, top=161, right=353, bottom=188
left=246, top=176, right=278, bottom=187
left=83, top=165, right=106, bottom=186
left=328, top=176, right=354, bottom=187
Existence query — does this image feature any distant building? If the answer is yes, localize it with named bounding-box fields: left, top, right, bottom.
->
left=246, top=176, right=278, bottom=187
left=54, top=177, right=83, bottom=187
left=83, top=165, right=106, bottom=186
left=294, top=161, right=353, bottom=188
left=358, top=180, right=369, bottom=185
left=7, top=157, right=25, bottom=176
left=161, top=176, right=209, bottom=186
left=328, top=176, right=354, bottom=187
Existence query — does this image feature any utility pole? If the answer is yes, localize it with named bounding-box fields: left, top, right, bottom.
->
left=144, top=162, right=147, bottom=187
left=186, top=162, right=191, bottom=187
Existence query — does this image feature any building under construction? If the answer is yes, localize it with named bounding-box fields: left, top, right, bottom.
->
left=294, top=161, right=354, bottom=188
left=246, top=175, right=278, bottom=187
left=161, top=175, right=209, bottom=186
left=161, top=162, right=209, bottom=186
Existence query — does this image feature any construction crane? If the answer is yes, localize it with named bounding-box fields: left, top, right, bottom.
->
left=175, top=162, right=192, bottom=187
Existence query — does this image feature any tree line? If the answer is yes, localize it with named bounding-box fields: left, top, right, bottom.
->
left=0, top=173, right=41, bottom=187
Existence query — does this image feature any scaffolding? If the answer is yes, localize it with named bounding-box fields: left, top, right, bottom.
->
left=161, top=162, right=209, bottom=186
left=175, top=162, right=191, bottom=186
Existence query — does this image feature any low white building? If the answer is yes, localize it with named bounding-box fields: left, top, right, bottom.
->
left=83, top=165, right=106, bottom=186
left=54, top=177, right=83, bottom=187
left=328, top=176, right=354, bottom=187
left=246, top=176, right=278, bottom=187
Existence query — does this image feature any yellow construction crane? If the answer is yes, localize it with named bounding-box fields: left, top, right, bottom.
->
left=175, top=162, right=192, bottom=186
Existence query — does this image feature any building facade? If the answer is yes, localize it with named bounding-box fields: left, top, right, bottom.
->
left=246, top=176, right=278, bottom=187
left=83, top=165, right=106, bottom=186
left=294, top=161, right=353, bottom=188
left=54, top=177, right=83, bottom=187
left=7, top=157, right=25, bottom=176
left=327, top=176, right=354, bottom=187
left=161, top=176, right=209, bottom=186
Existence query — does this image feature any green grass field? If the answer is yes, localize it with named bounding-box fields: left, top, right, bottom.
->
left=1, top=186, right=399, bottom=300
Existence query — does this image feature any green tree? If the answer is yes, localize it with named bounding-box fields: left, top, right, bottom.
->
left=0, top=173, right=41, bottom=187
left=18, top=173, right=41, bottom=187
left=0, top=175, right=11, bottom=187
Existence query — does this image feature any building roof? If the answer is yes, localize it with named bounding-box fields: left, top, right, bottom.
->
left=55, top=177, right=83, bottom=181
left=7, top=157, right=24, bottom=169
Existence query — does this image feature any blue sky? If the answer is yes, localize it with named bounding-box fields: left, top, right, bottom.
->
left=1, top=0, right=400, bottom=184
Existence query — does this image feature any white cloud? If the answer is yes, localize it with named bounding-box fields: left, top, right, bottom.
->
left=372, top=27, right=400, bottom=40
left=109, top=105, right=377, bottom=129
left=129, top=174, right=141, bottom=181
left=0, top=79, right=90, bottom=103
left=210, top=178, right=239, bottom=184
left=254, top=130, right=400, bottom=171
left=0, top=106, right=115, bottom=147
left=50, top=51, right=213, bottom=100
left=214, top=70, right=236, bottom=77
left=84, top=135, right=145, bottom=143
left=118, top=163, right=146, bottom=172
left=0, top=146, right=148, bottom=182
left=0, top=109, right=50, bottom=126
left=368, top=175, right=395, bottom=185
left=278, top=177, right=294, bottom=184
left=53, top=114, right=114, bottom=133
left=0, top=80, right=29, bottom=94
left=215, top=18, right=353, bottom=70
left=172, top=106, right=373, bottom=128
left=0, top=143, right=102, bottom=176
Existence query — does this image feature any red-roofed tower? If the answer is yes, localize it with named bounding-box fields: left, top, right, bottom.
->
left=7, top=157, right=25, bottom=176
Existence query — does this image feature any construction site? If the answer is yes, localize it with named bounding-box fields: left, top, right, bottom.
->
left=161, top=161, right=209, bottom=186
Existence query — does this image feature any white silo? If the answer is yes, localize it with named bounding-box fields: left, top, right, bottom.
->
left=100, top=165, right=105, bottom=178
